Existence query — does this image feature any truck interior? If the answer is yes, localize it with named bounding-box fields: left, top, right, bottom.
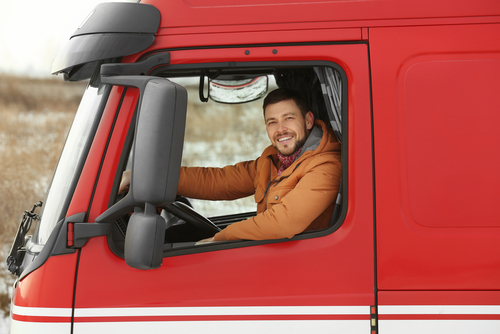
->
left=104, top=62, right=347, bottom=257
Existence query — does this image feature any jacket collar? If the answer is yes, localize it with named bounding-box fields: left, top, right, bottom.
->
left=297, top=124, right=323, bottom=159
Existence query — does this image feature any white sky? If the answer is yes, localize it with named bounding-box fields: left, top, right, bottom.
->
left=0, top=0, right=131, bottom=78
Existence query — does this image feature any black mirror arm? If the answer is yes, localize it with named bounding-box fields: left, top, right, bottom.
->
left=96, top=191, right=138, bottom=223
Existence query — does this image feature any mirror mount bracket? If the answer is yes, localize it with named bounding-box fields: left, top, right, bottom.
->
left=101, top=52, right=171, bottom=77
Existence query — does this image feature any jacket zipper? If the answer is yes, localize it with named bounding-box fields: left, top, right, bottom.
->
left=263, top=155, right=302, bottom=210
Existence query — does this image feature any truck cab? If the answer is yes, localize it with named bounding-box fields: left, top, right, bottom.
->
left=7, top=1, right=500, bottom=333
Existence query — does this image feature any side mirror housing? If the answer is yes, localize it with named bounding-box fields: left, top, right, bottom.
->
left=131, top=77, right=187, bottom=205
left=125, top=204, right=166, bottom=270
left=96, top=75, right=187, bottom=270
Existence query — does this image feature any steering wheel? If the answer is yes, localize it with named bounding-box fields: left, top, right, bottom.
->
left=162, top=200, right=220, bottom=241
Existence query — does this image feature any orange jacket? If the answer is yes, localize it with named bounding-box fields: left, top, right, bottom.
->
left=177, top=120, right=341, bottom=241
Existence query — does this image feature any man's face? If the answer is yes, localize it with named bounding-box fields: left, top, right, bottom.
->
left=264, top=99, right=314, bottom=156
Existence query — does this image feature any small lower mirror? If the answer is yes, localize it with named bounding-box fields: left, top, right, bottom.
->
left=125, top=205, right=166, bottom=270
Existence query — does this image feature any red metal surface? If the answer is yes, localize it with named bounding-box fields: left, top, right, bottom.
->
left=378, top=291, right=500, bottom=321
left=12, top=254, right=78, bottom=308
left=75, top=43, right=374, bottom=309
left=379, top=291, right=500, bottom=306
left=66, top=86, right=127, bottom=217
left=86, top=88, right=139, bottom=222
left=143, top=0, right=500, bottom=31
left=371, top=23, right=500, bottom=290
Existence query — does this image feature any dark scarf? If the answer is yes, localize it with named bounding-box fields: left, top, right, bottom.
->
left=277, top=148, right=302, bottom=176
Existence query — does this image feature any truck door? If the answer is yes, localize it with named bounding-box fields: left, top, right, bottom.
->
left=70, top=43, right=375, bottom=333
left=371, top=23, right=500, bottom=332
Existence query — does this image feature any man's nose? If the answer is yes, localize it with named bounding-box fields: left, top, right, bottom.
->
left=276, top=121, right=287, bottom=133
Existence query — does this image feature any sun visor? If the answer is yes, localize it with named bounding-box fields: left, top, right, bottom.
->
left=52, top=2, right=160, bottom=81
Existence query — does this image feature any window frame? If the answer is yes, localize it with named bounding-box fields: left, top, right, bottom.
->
left=105, top=60, right=348, bottom=258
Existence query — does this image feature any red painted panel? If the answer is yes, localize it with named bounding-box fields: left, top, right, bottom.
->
left=77, top=44, right=374, bottom=310
left=13, top=254, right=78, bottom=308
left=379, top=291, right=500, bottom=306
left=402, top=57, right=500, bottom=228
left=67, top=86, right=126, bottom=217
left=142, top=0, right=500, bottom=32
left=87, top=88, right=139, bottom=222
left=371, top=23, right=500, bottom=290
left=151, top=28, right=362, bottom=50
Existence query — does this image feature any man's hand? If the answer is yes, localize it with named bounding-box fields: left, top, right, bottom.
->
left=118, top=170, right=131, bottom=194
left=195, top=237, right=216, bottom=245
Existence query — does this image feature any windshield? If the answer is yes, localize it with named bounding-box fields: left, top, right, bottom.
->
left=34, top=84, right=109, bottom=244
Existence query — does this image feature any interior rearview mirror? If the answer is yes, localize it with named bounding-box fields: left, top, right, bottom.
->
left=209, top=76, right=268, bottom=104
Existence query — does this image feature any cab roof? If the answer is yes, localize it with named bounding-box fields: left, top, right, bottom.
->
left=146, top=0, right=500, bottom=32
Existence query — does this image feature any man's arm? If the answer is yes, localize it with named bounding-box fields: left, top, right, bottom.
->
left=177, top=160, right=258, bottom=201
left=117, top=159, right=258, bottom=199
left=213, top=158, right=341, bottom=241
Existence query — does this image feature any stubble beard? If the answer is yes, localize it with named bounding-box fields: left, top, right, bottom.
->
left=273, top=124, right=309, bottom=156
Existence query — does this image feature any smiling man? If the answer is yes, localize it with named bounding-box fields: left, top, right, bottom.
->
left=175, top=88, right=342, bottom=241
left=119, top=88, right=341, bottom=241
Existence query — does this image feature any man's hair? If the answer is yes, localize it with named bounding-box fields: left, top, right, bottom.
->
left=263, top=88, right=309, bottom=118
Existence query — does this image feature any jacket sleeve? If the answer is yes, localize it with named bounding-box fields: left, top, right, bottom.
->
left=177, top=159, right=259, bottom=201
left=213, top=157, right=341, bottom=241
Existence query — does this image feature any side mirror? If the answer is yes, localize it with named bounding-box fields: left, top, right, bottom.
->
left=125, top=204, right=166, bottom=270
left=96, top=75, right=187, bottom=269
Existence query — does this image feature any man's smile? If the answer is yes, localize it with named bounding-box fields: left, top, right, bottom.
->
left=278, top=135, right=293, bottom=143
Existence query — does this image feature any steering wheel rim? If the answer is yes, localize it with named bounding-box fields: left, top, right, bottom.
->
left=163, top=201, right=221, bottom=236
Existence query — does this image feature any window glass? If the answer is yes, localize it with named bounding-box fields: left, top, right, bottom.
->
left=35, top=84, right=107, bottom=244
left=175, top=77, right=277, bottom=217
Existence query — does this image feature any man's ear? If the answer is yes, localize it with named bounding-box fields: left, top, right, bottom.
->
left=305, top=111, right=314, bottom=130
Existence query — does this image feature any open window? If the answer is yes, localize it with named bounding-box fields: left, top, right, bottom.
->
left=101, top=62, right=347, bottom=267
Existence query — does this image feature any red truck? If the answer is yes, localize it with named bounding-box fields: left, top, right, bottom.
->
left=6, top=0, right=500, bottom=333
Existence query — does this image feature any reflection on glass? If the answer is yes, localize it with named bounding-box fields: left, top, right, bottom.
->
left=209, top=76, right=268, bottom=104
left=35, top=85, right=106, bottom=244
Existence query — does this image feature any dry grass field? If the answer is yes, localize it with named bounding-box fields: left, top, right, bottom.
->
left=0, top=74, right=86, bottom=317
